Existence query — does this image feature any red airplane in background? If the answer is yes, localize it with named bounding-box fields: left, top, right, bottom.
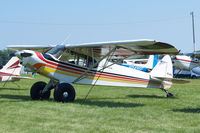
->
left=0, top=56, right=31, bottom=82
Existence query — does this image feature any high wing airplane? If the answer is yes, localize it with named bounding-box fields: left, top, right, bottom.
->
left=7, top=39, right=179, bottom=102
left=173, top=52, right=200, bottom=75
left=0, top=56, right=31, bottom=82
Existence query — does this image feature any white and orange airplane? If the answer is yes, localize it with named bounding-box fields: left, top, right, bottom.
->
left=7, top=39, right=180, bottom=102
left=0, top=56, right=31, bottom=82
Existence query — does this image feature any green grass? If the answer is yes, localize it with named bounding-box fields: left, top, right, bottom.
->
left=0, top=75, right=200, bottom=133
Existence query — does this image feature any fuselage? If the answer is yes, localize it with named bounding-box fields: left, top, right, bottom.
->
left=174, top=55, right=200, bottom=71
left=18, top=50, right=171, bottom=89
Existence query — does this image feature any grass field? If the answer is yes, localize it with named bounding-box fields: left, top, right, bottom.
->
left=0, top=75, right=200, bottom=133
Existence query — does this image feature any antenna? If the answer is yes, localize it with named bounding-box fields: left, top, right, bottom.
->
left=190, top=12, right=196, bottom=53
left=60, top=34, right=71, bottom=45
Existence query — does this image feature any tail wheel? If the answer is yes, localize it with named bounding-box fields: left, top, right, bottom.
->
left=54, top=83, right=76, bottom=102
left=30, top=81, right=51, bottom=100
left=166, top=92, right=174, bottom=97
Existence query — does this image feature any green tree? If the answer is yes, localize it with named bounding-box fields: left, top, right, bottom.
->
left=0, top=49, right=15, bottom=67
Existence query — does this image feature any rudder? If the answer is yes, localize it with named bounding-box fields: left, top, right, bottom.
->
left=145, top=55, right=158, bottom=69
left=150, top=55, right=173, bottom=79
left=0, top=57, right=21, bottom=75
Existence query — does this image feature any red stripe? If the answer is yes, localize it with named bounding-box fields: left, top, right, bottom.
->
left=8, top=60, right=20, bottom=69
left=176, top=58, right=199, bottom=64
left=0, top=72, right=19, bottom=76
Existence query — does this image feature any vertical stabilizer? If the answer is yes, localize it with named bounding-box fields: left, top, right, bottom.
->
left=150, top=55, right=173, bottom=79
left=146, top=55, right=158, bottom=69
left=0, top=57, right=21, bottom=75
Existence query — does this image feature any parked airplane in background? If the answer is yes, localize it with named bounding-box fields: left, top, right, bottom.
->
left=0, top=56, right=32, bottom=82
left=173, top=52, right=200, bottom=75
left=122, top=55, right=158, bottom=72
left=7, top=39, right=179, bottom=102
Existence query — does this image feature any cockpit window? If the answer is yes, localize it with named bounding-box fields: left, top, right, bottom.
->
left=42, top=53, right=59, bottom=62
left=59, top=49, right=97, bottom=68
left=43, top=49, right=97, bottom=68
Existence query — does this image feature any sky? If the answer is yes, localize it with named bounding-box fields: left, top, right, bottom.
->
left=0, top=0, right=200, bottom=52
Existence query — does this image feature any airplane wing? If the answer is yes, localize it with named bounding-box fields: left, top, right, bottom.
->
left=7, top=44, right=55, bottom=53
left=64, top=39, right=179, bottom=56
left=7, top=39, right=179, bottom=57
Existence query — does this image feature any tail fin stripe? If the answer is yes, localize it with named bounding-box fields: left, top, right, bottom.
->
left=7, top=60, right=20, bottom=69
left=152, top=55, right=158, bottom=68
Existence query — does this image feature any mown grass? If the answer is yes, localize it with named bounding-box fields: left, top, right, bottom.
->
left=0, top=75, right=200, bottom=133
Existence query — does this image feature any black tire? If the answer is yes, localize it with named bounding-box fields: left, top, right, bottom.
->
left=30, top=81, right=51, bottom=100
left=191, top=75, right=197, bottom=79
left=167, top=92, right=174, bottom=97
left=54, top=83, right=76, bottom=102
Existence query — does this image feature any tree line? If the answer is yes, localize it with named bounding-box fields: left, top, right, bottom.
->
left=0, top=49, right=15, bottom=68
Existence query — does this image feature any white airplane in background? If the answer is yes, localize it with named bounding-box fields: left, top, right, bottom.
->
left=122, top=55, right=158, bottom=72
left=173, top=12, right=200, bottom=77
left=173, top=52, right=200, bottom=75
left=0, top=56, right=31, bottom=82
left=7, top=39, right=180, bottom=102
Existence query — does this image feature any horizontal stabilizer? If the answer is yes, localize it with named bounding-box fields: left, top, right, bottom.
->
left=171, top=78, right=190, bottom=84
left=151, top=77, right=189, bottom=84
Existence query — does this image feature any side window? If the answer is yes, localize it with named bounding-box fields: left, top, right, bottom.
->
left=59, top=50, right=97, bottom=68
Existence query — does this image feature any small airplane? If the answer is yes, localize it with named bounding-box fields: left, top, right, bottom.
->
left=0, top=56, right=31, bottom=82
left=7, top=39, right=180, bottom=102
left=173, top=12, right=200, bottom=77
left=173, top=52, right=200, bottom=75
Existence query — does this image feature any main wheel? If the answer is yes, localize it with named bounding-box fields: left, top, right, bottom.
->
left=54, top=83, right=76, bottom=102
left=30, top=81, right=51, bottom=100
left=191, top=75, right=197, bottom=79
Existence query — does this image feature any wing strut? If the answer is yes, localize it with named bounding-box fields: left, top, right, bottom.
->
left=81, top=48, right=116, bottom=104
left=72, top=47, right=117, bottom=83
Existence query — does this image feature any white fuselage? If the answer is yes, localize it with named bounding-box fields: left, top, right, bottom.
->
left=18, top=50, right=171, bottom=90
left=174, top=55, right=200, bottom=71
